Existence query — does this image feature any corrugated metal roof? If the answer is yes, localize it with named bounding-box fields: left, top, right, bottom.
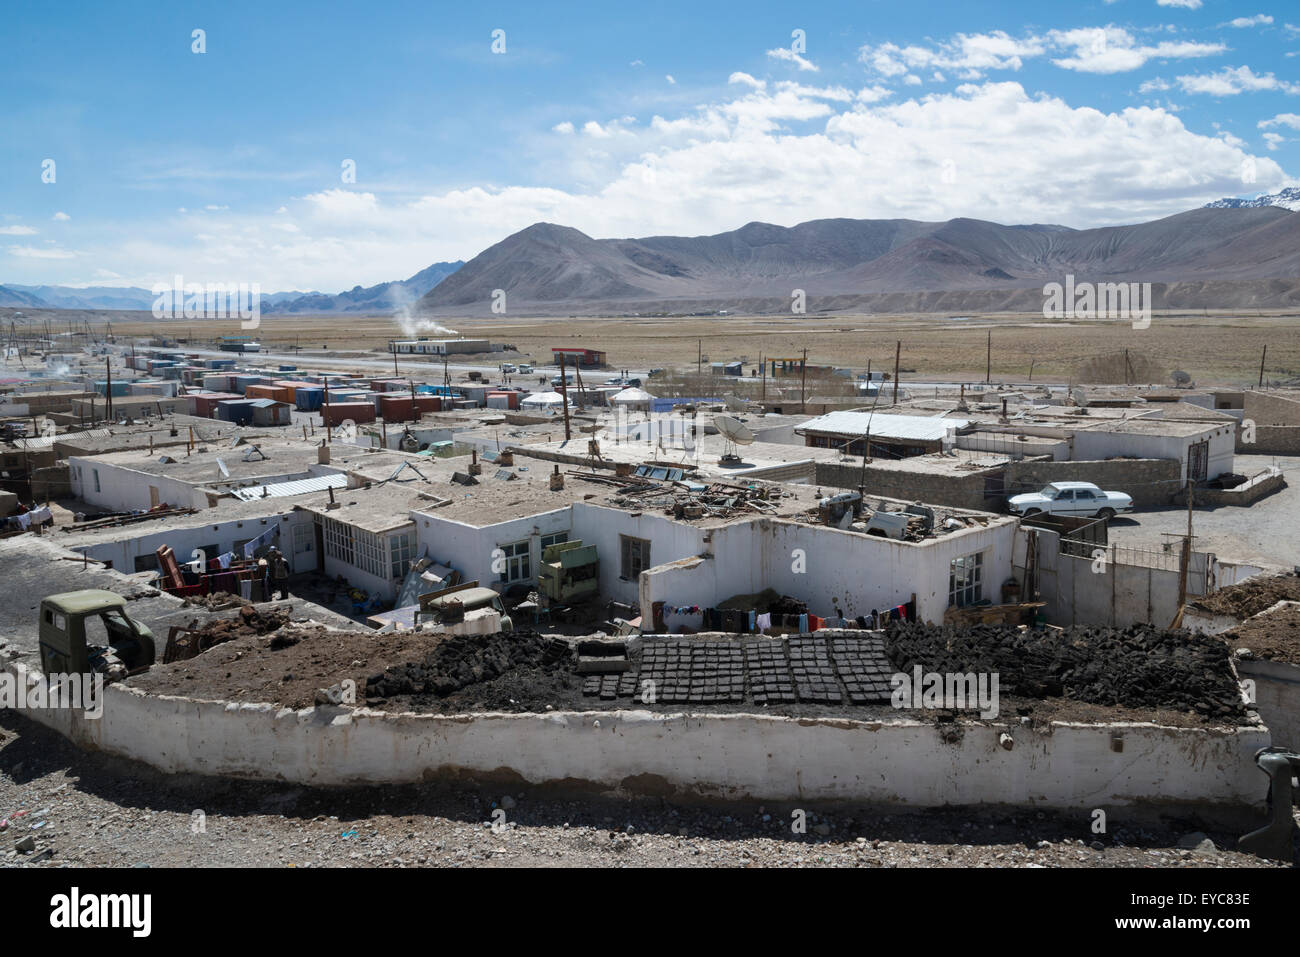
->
left=229, top=473, right=348, bottom=501
left=14, top=428, right=111, bottom=450
left=798, top=412, right=969, bottom=442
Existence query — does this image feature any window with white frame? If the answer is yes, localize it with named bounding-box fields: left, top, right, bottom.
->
left=318, top=515, right=353, bottom=566
left=292, top=521, right=314, bottom=555
left=949, top=551, right=984, bottom=608
left=498, top=539, right=531, bottom=583
left=620, top=535, right=651, bottom=580
left=540, top=531, right=568, bottom=554
left=389, top=531, right=414, bottom=580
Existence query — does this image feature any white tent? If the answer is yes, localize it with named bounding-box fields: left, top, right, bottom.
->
left=521, top=391, right=568, bottom=412
left=609, top=387, right=652, bottom=411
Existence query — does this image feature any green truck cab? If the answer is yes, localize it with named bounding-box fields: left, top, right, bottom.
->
left=417, top=583, right=513, bottom=632
left=38, top=589, right=156, bottom=681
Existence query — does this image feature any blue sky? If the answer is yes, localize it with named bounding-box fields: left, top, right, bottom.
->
left=2, top=0, right=1298, bottom=291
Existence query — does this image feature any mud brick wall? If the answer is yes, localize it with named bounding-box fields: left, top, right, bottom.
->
left=1238, top=426, right=1300, bottom=456
left=1004, top=458, right=1182, bottom=507
left=816, top=457, right=1183, bottom=511
left=814, top=462, right=994, bottom=511
left=1242, top=391, right=1300, bottom=427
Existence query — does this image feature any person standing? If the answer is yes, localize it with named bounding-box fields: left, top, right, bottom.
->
left=268, top=547, right=291, bottom=600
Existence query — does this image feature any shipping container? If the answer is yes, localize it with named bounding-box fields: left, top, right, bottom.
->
left=245, top=384, right=294, bottom=403
left=320, top=401, right=376, bottom=426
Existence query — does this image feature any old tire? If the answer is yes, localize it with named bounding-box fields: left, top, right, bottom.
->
left=1096, top=508, right=1116, bottom=520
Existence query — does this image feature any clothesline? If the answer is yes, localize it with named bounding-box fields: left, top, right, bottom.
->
left=659, top=598, right=915, bottom=635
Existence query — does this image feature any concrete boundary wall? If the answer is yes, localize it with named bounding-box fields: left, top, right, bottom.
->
left=5, top=663, right=1267, bottom=812
left=1236, top=657, right=1300, bottom=752
left=1174, top=468, right=1285, bottom=507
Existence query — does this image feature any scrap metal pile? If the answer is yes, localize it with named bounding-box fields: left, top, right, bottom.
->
left=606, top=478, right=786, bottom=519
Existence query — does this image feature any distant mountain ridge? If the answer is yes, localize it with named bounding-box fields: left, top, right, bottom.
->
left=416, top=206, right=1300, bottom=315
left=1205, top=186, right=1300, bottom=212
left=262, top=261, right=463, bottom=314
left=0, top=261, right=463, bottom=314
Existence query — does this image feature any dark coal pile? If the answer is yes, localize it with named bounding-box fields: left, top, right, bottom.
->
left=365, top=631, right=575, bottom=712
left=884, top=622, right=1246, bottom=721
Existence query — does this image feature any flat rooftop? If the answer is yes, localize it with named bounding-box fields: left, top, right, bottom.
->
left=1072, top=417, right=1228, bottom=437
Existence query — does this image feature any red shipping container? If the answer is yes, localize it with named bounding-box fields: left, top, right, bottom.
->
left=321, top=401, right=377, bottom=426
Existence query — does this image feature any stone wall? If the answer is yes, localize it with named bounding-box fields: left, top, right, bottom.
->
left=816, top=457, right=1184, bottom=510
left=1005, top=458, right=1183, bottom=507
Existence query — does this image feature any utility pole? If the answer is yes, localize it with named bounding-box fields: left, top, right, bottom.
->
left=1174, top=479, right=1194, bottom=626
left=892, top=340, right=901, bottom=406
left=105, top=358, right=113, bottom=420
left=323, top=378, right=331, bottom=443
left=760, top=353, right=766, bottom=401
left=1028, top=359, right=1035, bottom=382
left=697, top=339, right=702, bottom=383
left=800, top=348, right=808, bottom=414
left=393, top=344, right=399, bottom=377
left=1258, top=344, right=1267, bottom=389
left=985, top=328, right=991, bottom=384
left=558, top=353, right=571, bottom=441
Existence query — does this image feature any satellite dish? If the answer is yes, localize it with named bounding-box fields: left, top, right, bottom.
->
left=1071, top=388, right=1089, bottom=408
left=724, top=395, right=747, bottom=412
left=216, top=458, right=230, bottom=478
left=713, top=414, right=754, bottom=465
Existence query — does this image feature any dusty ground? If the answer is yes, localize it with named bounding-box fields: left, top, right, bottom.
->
left=1108, top=454, right=1300, bottom=571
left=0, top=712, right=1290, bottom=869
left=89, top=311, right=1300, bottom=386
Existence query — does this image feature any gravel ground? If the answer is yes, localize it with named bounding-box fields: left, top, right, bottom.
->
left=1, top=712, right=1292, bottom=869
left=1108, top=453, right=1300, bottom=571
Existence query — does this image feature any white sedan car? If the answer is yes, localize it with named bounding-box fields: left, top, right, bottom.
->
left=1008, top=481, right=1134, bottom=520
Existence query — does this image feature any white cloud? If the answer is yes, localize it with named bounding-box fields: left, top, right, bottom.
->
left=1049, top=27, right=1225, bottom=74
left=0, top=225, right=37, bottom=235
left=19, top=77, right=1290, bottom=289
left=766, top=47, right=819, bottom=72
left=1260, top=113, right=1300, bottom=129
left=552, top=121, right=575, bottom=134
left=1158, top=0, right=1202, bottom=8
left=8, top=245, right=74, bottom=259
left=1226, top=15, right=1273, bottom=28
left=855, top=85, right=893, bottom=103
left=859, top=31, right=1046, bottom=79
left=582, top=120, right=613, bottom=138
left=1263, top=132, right=1285, bottom=149
left=1140, top=77, right=1172, bottom=92
left=52, top=211, right=70, bottom=222
left=204, top=204, right=229, bottom=211
left=860, top=27, right=1222, bottom=79
left=1175, top=65, right=1300, bottom=95
left=665, top=75, right=676, bottom=85
left=630, top=59, right=644, bottom=67
left=728, top=72, right=766, bottom=90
